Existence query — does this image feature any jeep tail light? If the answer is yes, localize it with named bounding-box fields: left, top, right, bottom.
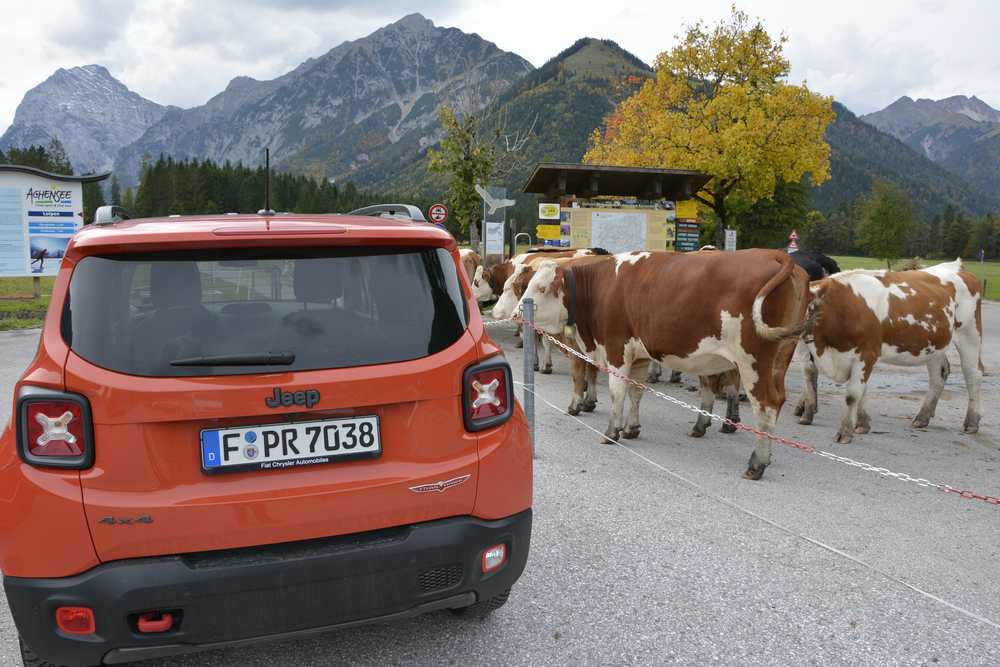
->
left=56, top=606, right=95, bottom=635
left=463, top=359, right=513, bottom=432
left=16, top=389, right=94, bottom=469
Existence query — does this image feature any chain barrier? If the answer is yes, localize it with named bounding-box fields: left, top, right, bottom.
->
left=482, top=311, right=1000, bottom=507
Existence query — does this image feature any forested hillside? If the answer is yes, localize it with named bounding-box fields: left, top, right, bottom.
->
left=811, top=103, right=1000, bottom=218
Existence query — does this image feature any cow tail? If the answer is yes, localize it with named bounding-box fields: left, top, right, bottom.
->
left=752, top=253, right=807, bottom=341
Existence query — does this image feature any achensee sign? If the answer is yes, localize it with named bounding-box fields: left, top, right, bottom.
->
left=0, top=165, right=109, bottom=278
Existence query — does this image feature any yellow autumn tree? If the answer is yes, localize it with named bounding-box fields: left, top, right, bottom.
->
left=585, top=7, right=835, bottom=246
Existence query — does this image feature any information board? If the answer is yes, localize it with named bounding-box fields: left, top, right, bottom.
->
left=675, top=220, right=701, bottom=252
left=591, top=211, right=646, bottom=254
left=0, top=171, right=83, bottom=277
left=484, top=221, right=505, bottom=257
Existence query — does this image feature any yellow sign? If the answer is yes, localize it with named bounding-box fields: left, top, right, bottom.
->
left=675, top=199, right=698, bottom=220
left=538, top=203, right=561, bottom=220
left=536, top=224, right=561, bottom=240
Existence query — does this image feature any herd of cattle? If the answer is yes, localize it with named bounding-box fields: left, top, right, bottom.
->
left=458, top=246, right=984, bottom=480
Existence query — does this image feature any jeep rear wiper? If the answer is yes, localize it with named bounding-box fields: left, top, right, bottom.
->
left=170, top=352, right=296, bottom=367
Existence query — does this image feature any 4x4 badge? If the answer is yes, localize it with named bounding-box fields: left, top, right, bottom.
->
left=409, top=474, right=471, bottom=493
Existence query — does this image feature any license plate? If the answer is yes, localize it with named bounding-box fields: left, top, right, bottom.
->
left=200, top=415, right=381, bottom=474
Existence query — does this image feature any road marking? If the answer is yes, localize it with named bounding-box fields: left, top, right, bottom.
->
left=517, top=381, right=1000, bottom=634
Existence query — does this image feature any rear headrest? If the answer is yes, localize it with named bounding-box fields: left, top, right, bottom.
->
left=150, top=262, right=203, bottom=309
left=294, top=259, right=345, bottom=303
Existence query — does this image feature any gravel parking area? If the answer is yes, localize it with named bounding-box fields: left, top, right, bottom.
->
left=1, top=302, right=998, bottom=665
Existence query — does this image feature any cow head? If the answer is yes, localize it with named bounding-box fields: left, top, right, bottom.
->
left=471, top=265, right=494, bottom=302
left=491, top=264, right=531, bottom=320
left=517, top=260, right=569, bottom=334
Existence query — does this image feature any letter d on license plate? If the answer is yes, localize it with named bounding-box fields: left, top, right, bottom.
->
left=200, top=415, right=381, bottom=474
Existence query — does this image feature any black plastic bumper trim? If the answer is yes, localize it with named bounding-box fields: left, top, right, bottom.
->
left=104, top=592, right=475, bottom=664
left=5, top=510, right=531, bottom=667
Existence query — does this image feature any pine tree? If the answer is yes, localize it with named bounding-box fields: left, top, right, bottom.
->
left=110, top=175, right=122, bottom=206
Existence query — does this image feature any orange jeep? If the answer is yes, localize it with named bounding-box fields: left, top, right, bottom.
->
left=0, top=206, right=532, bottom=666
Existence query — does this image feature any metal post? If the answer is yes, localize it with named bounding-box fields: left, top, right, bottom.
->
left=32, top=277, right=41, bottom=300
left=521, top=297, right=536, bottom=457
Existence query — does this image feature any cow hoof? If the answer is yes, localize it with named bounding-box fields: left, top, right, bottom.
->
left=835, top=430, right=854, bottom=444
left=854, top=424, right=871, bottom=434
left=567, top=405, right=581, bottom=416
left=743, top=454, right=767, bottom=481
left=798, top=413, right=815, bottom=426
left=541, top=366, right=553, bottom=375
left=964, top=413, right=981, bottom=434
left=689, top=427, right=706, bottom=438
left=622, top=426, right=641, bottom=440
left=582, top=400, right=597, bottom=413
left=912, top=417, right=929, bottom=429
left=533, top=363, right=539, bottom=371
left=793, top=403, right=804, bottom=417
left=602, top=429, right=621, bottom=444
left=720, top=422, right=738, bottom=434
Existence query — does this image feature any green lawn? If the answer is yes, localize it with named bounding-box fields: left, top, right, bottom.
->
left=832, top=256, right=999, bottom=301
left=0, top=276, right=53, bottom=330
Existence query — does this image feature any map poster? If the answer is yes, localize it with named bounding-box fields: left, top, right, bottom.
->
left=591, top=211, right=646, bottom=254
left=0, top=172, right=83, bottom=277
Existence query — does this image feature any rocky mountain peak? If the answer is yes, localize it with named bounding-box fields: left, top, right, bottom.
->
left=0, top=64, right=166, bottom=174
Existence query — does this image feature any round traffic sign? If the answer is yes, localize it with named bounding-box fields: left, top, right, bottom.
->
left=428, top=203, right=449, bottom=224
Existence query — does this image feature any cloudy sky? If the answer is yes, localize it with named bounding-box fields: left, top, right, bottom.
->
left=2, top=0, right=999, bottom=135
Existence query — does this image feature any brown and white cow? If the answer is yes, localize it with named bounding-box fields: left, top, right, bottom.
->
left=492, top=254, right=608, bottom=406
left=795, top=259, right=982, bottom=443
left=459, top=249, right=481, bottom=284
left=471, top=247, right=609, bottom=303
left=496, top=255, right=744, bottom=434
left=516, top=249, right=811, bottom=479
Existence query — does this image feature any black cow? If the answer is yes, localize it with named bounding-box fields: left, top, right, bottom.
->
left=789, top=250, right=840, bottom=280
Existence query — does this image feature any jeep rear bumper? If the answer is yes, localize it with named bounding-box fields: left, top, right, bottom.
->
left=5, top=510, right=531, bottom=666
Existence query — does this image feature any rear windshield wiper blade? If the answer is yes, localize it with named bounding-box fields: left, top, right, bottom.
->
left=170, top=352, right=296, bottom=367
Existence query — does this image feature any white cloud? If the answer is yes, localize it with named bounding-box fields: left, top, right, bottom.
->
left=2, top=0, right=999, bottom=136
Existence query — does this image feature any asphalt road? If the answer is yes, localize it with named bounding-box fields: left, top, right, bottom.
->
left=0, top=302, right=999, bottom=665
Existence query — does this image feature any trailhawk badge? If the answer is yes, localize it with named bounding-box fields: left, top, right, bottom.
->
left=409, top=474, right=471, bottom=493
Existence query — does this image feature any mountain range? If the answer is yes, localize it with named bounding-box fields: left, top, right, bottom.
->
left=861, top=95, right=1000, bottom=198
left=3, top=13, right=998, bottom=219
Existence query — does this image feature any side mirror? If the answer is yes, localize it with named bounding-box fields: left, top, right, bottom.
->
left=94, top=205, right=131, bottom=226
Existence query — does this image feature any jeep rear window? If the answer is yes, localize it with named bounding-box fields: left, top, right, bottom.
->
left=63, top=247, right=468, bottom=377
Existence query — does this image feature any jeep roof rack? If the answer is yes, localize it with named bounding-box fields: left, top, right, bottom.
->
left=94, top=205, right=131, bottom=226
left=347, top=204, right=427, bottom=222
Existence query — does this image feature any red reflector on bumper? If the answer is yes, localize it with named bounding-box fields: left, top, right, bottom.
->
left=56, top=606, right=95, bottom=635
left=482, top=543, right=507, bottom=573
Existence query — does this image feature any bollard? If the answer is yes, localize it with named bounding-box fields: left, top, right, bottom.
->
left=521, top=297, right=536, bottom=457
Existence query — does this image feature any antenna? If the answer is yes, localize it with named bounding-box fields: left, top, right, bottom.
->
left=258, top=147, right=275, bottom=216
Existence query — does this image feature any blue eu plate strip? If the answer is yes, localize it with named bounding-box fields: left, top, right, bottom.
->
left=201, top=430, right=221, bottom=469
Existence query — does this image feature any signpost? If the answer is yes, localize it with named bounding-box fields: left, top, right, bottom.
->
left=476, top=185, right=514, bottom=264
left=787, top=229, right=800, bottom=252
left=724, top=228, right=737, bottom=252
left=428, top=203, right=448, bottom=225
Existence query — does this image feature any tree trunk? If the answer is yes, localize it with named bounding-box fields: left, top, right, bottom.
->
left=469, top=219, right=481, bottom=254
left=714, top=195, right=727, bottom=248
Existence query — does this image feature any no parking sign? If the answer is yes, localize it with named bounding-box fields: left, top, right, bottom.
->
left=428, top=203, right=448, bottom=225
